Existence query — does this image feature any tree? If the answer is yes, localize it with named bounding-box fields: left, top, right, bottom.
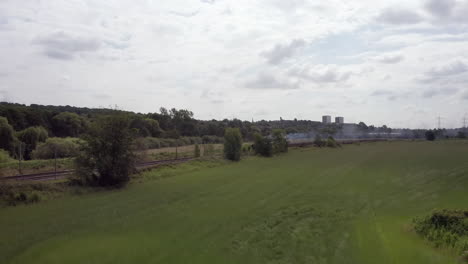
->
left=0, top=117, right=17, bottom=155
left=52, top=112, right=87, bottom=137
left=16, top=126, right=48, bottom=160
left=75, top=114, right=136, bottom=186
left=425, top=130, right=436, bottom=141
left=223, top=128, right=242, bottom=161
left=253, top=133, right=272, bottom=157
left=130, top=116, right=162, bottom=137
left=272, top=129, right=288, bottom=153
left=456, top=131, right=466, bottom=139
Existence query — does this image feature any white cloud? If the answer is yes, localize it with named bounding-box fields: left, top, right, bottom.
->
left=0, top=0, right=467, bottom=128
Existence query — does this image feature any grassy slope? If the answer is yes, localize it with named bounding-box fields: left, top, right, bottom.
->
left=0, top=141, right=467, bottom=264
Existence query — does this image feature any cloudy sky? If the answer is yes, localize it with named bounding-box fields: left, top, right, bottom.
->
left=1, top=0, right=468, bottom=128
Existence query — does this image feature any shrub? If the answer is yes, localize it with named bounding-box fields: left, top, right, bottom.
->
left=140, top=137, right=161, bottom=149
left=457, top=131, right=466, bottom=139
left=253, top=133, right=272, bottom=157
left=413, top=210, right=468, bottom=255
left=0, top=149, right=14, bottom=163
left=242, top=144, right=253, bottom=155
left=75, top=114, right=136, bottom=187
left=202, top=135, right=224, bottom=144
left=313, top=135, right=326, bottom=147
left=272, top=129, right=288, bottom=154
left=224, top=128, right=242, bottom=161
left=32, top=137, right=80, bottom=159
left=0, top=117, right=17, bottom=155
left=17, top=126, right=49, bottom=160
left=425, top=130, right=436, bottom=141
left=326, top=136, right=340, bottom=148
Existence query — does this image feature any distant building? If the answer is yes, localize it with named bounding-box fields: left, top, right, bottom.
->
left=322, top=115, right=331, bottom=124
left=335, top=116, right=344, bottom=124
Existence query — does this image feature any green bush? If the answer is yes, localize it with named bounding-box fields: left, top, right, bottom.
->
left=425, top=130, right=436, bottom=141
left=75, top=114, right=136, bottom=187
left=272, top=129, right=288, bottom=154
left=253, top=133, right=273, bottom=157
left=313, top=135, right=326, bottom=147
left=0, top=117, right=17, bottom=155
left=413, top=210, right=468, bottom=255
left=16, top=126, right=49, bottom=160
left=326, top=136, right=340, bottom=148
left=224, top=128, right=242, bottom=161
left=32, top=137, right=80, bottom=159
left=0, top=149, right=14, bottom=163
left=202, top=135, right=224, bottom=144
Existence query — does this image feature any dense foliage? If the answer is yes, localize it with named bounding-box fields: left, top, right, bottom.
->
left=16, top=126, right=48, bottom=160
left=0, top=117, right=16, bottom=155
left=223, top=128, right=242, bottom=161
left=32, top=137, right=80, bottom=159
left=413, top=210, right=468, bottom=256
left=425, top=130, right=436, bottom=141
left=253, top=133, right=273, bottom=157
left=272, top=129, right=288, bottom=154
left=75, top=114, right=136, bottom=187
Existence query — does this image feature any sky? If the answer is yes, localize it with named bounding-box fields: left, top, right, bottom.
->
left=1, top=0, right=468, bottom=129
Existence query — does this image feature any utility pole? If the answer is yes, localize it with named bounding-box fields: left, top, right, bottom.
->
left=463, top=114, right=467, bottom=128
left=437, top=116, right=442, bottom=129
left=463, top=114, right=467, bottom=133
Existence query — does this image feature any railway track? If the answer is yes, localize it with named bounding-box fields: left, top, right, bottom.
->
left=0, top=157, right=195, bottom=182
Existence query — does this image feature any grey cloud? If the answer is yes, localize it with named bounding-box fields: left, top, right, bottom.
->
left=425, top=0, right=455, bottom=19
left=426, top=60, right=467, bottom=77
left=422, top=87, right=458, bottom=98
left=376, top=7, right=423, bottom=25
left=34, top=32, right=101, bottom=60
left=200, top=0, right=216, bottom=4
left=375, top=54, right=404, bottom=64
left=424, top=0, right=468, bottom=24
left=462, top=91, right=468, bottom=100
left=260, top=39, right=306, bottom=65
left=245, top=73, right=299, bottom=90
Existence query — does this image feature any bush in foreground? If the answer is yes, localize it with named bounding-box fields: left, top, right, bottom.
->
left=74, top=114, right=136, bottom=187
left=413, top=210, right=468, bottom=256
left=224, top=128, right=242, bottom=161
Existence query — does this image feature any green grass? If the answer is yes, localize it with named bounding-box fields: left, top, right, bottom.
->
left=1, top=141, right=467, bottom=264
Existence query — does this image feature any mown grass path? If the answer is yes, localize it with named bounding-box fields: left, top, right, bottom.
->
left=1, top=141, right=467, bottom=263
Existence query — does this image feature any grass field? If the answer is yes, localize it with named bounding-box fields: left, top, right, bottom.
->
left=0, top=141, right=467, bottom=263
